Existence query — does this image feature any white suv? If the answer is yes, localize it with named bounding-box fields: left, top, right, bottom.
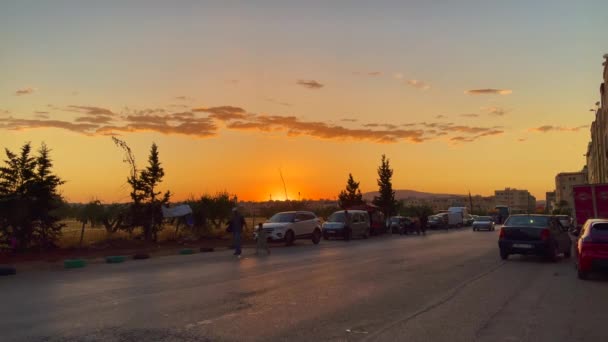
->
left=256, top=211, right=322, bottom=246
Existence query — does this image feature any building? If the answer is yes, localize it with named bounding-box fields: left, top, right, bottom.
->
left=555, top=170, right=587, bottom=211
left=586, top=55, right=608, bottom=184
left=545, top=191, right=556, bottom=213
left=494, top=188, right=536, bottom=213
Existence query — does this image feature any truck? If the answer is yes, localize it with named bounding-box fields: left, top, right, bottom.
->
left=447, top=207, right=469, bottom=227
left=572, top=183, right=608, bottom=233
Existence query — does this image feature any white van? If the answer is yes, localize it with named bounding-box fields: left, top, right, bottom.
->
left=322, top=210, right=370, bottom=241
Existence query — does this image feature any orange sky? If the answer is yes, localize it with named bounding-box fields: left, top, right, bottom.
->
left=1, top=2, right=606, bottom=203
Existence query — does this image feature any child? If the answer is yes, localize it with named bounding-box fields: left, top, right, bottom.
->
left=256, top=223, right=271, bottom=255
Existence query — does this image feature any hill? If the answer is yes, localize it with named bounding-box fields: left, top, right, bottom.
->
left=362, top=189, right=463, bottom=201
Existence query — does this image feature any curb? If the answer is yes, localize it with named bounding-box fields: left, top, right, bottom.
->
left=0, top=265, right=17, bottom=276
left=179, top=248, right=195, bottom=255
left=105, top=256, right=127, bottom=264
left=64, top=259, right=86, bottom=269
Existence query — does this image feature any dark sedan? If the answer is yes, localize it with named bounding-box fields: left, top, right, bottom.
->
left=498, top=215, right=572, bottom=261
left=472, top=216, right=495, bottom=231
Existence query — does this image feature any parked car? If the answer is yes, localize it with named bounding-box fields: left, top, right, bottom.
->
left=472, top=216, right=495, bottom=231
left=389, top=216, right=418, bottom=235
left=322, top=210, right=370, bottom=241
left=574, top=218, right=608, bottom=279
left=427, top=215, right=446, bottom=229
left=257, top=211, right=322, bottom=246
left=498, top=215, right=572, bottom=261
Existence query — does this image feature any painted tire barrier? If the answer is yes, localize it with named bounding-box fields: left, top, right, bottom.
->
left=0, top=265, right=17, bottom=276
left=179, top=248, right=195, bottom=255
left=105, top=256, right=126, bottom=264
left=200, top=247, right=214, bottom=253
left=132, top=253, right=150, bottom=260
left=64, top=259, right=86, bottom=269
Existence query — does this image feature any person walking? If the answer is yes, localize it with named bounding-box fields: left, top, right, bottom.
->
left=227, top=207, right=247, bottom=258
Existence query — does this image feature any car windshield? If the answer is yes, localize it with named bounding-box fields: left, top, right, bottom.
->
left=327, top=212, right=346, bottom=223
left=504, top=216, right=550, bottom=227
left=390, top=217, right=401, bottom=223
left=268, top=212, right=295, bottom=223
left=476, top=216, right=492, bottom=221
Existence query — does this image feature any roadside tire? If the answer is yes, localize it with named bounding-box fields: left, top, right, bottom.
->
left=312, top=230, right=321, bottom=245
left=0, top=265, right=16, bottom=276
left=500, top=249, right=509, bottom=260
left=200, top=247, right=214, bottom=253
left=285, top=230, right=295, bottom=246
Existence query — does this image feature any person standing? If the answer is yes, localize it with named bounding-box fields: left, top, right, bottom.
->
left=343, top=209, right=352, bottom=241
left=228, top=208, right=247, bottom=258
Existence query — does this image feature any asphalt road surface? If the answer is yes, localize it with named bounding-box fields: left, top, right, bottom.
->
left=1, top=228, right=607, bottom=342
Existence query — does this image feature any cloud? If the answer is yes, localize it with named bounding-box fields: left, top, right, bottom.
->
left=0, top=117, right=98, bottom=135
left=435, top=115, right=446, bottom=119
left=465, top=89, right=512, bottom=95
left=67, top=105, right=116, bottom=116
left=296, top=80, right=324, bottom=89
left=393, top=73, right=404, bottom=80
left=460, top=114, right=479, bottom=118
left=1, top=109, right=11, bottom=115
left=75, top=116, right=114, bottom=124
left=266, top=98, right=292, bottom=107
left=192, top=106, right=247, bottom=121
left=175, top=96, right=193, bottom=101
left=518, top=138, right=527, bottom=142
left=354, top=71, right=382, bottom=76
left=228, top=79, right=239, bottom=84
left=407, top=80, right=431, bottom=90
left=528, top=125, right=589, bottom=133
left=15, top=88, right=35, bottom=96
left=481, top=106, right=507, bottom=116
left=0, top=102, right=507, bottom=145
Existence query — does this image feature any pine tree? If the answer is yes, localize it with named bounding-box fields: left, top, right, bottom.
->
left=338, top=173, right=364, bottom=209
left=373, top=154, right=396, bottom=217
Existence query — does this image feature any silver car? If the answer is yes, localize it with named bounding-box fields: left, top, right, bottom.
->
left=322, top=210, right=370, bottom=241
left=472, top=216, right=495, bottom=231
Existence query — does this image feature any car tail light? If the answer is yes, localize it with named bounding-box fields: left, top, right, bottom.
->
left=499, top=228, right=505, bottom=239
left=540, top=228, right=550, bottom=241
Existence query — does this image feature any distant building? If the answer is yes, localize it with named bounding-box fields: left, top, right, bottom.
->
left=555, top=170, right=588, bottom=211
left=586, top=55, right=608, bottom=184
left=494, top=188, right=536, bottom=213
left=545, top=191, right=556, bottom=213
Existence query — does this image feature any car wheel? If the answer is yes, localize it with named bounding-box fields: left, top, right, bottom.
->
left=473, top=227, right=477, bottom=231
left=312, top=229, right=321, bottom=245
left=323, top=233, right=329, bottom=241
left=500, top=249, right=509, bottom=260
left=285, top=230, right=295, bottom=246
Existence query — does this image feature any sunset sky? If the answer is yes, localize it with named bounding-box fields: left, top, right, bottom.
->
left=1, top=1, right=607, bottom=203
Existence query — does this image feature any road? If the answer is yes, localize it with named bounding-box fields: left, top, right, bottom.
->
left=1, top=228, right=607, bottom=342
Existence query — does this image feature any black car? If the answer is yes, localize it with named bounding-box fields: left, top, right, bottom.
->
left=498, top=214, right=572, bottom=261
left=427, top=215, right=446, bottom=229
